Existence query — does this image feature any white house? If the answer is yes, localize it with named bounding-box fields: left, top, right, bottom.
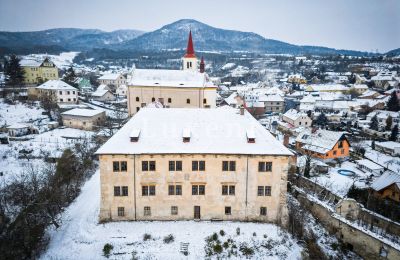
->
left=92, top=85, right=116, bottom=102
left=35, top=80, right=78, bottom=104
left=7, top=123, right=30, bottom=137
left=375, top=141, right=400, bottom=156
left=98, top=73, right=126, bottom=89
left=355, top=159, right=384, bottom=176
left=282, top=109, right=312, bottom=128
left=116, top=84, right=127, bottom=97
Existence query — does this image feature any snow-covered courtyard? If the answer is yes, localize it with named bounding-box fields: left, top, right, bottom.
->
left=41, top=171, right=303, bottom=260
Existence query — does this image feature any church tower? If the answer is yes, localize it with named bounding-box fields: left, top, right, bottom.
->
left=182, top=30, right=198, bottom=71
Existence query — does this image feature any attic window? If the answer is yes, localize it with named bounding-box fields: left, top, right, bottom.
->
left=183, top=128, right=191, bottom=143
left=246, top=128, right=256, bottom=143
left=130, top=128, right=141, bottom=142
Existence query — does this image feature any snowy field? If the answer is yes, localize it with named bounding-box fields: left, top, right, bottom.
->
left=0, top=100, right=46, bottom=126
left=41, top=171, right=303, bottom=260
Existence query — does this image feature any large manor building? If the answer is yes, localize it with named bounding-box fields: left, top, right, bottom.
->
left=96, top=108, right=292, bottom=223
left=20, top=57, right=59, bottom=85
left=127, top=31, right=217, bottom=116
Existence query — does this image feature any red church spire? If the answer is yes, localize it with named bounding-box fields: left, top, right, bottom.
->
left=184, top=30, right=196, bottom=58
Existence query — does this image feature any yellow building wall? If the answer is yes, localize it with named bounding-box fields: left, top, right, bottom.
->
left=127, top=86, right=217, bottom=116
left=22, top=66, right=59, bottom=84
left=99, top=154, right=289, bottom=223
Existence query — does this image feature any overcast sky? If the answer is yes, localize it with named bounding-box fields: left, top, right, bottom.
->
left=0, top=0, right=399, bottom=52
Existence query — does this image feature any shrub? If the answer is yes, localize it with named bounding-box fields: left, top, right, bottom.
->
left=212, top=232, right=218, bottom=241
left=213, top=243, right=223, bottom=254
left=239, top=243, right=254, bottom=257
left=223, top=241, right=229, bottom=249
left=219, top=230, right=225, bottom=236
left=163, top=234, right=174, bottom=244
left=236, top=227, right=240, bottom=235
left=143, top=233, right=152, bottom=241
left=103, top=243, right=113, bottom=258
left=331, top=242, right=339, bottom=251
left=252, top=232, right=257, bottom=237
left=263, top=234, right=267, bottom=239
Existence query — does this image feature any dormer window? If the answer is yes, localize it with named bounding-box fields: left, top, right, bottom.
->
left=183, top=128, right=191, bottom=143
left=130, top=128, right=140, bottom=142
left=246, top=128, right=255, bottom=143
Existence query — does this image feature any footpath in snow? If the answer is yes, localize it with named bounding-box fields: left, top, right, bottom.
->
left=41, top=171, right=302, bottom=260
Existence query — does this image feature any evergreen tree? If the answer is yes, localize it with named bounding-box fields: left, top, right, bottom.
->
left=303, top=155, right=311, bottom=178
left=386, top=115, right=393, bottom=131
left=369, top=115, right=379, bottom=131
left=390, top=124, right=399, bottom=141
left=314, top=112, right=328, bottom=127
left=5, top=54, right=25, bottom=87
left=63, top=66, right=78, bottom=87
left=371, top=140, right=375, bottom=150
left=387, top=92, right=400, bottom=112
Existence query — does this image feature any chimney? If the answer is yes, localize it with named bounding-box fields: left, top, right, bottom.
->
left=240, top=106, right=245, bottom=115
left=200, top=56, right=205, bottom=73
left=283, top=134, right=290, bottom=147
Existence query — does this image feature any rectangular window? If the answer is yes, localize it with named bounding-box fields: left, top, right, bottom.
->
left=113, top=161, right=120, bottom=172
left=142, top=186, right=149, bottom=196
left=169, top=161, right=182, bottom=171
left=192, top=161, right=205, bottom=171
left=222, top=185, right=235, bottom=195
left=118, top=207, right=125, bottom=217
left=199, top=185, right=205, bottom=195
left=192, top=161, right=198, bottom=171
left=265, top=186, right=271, bottom=196
left=149, top=161, right=156, bottom=171
left=122, top=186, right=128, bottom=196
left=144, top=206, right=151, bottom=216
left=168, top=185, right=175, bottom=195
left=258, top=162, right=272, bottom=172
left=176, top=185, right=182, bottom=195
left=120, top=161, right=127, bottom=172
left=149, top=185, right=156, bottom=196
left=222, top=161, right=236, bottom=171
left=142, top=161, right=148, bottom=171
left=114, top=186, right=121, bottom=196
left=199, top=161, right=205, bottom=171
left=171, top=206, right=178, bottom=215
left=257, top=186, right=264, bottom=196
left=225, top=206, right=231, bottom=215
left=260, top=207, right=267, bottom=216
left=192, top=185, right=205, bottom=195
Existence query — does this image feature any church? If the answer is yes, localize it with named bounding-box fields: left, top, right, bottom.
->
left=126, top=31, right=217, bottom=116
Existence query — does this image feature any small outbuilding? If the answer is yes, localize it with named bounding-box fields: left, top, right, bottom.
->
left=61, top=108, right=106, bottom=130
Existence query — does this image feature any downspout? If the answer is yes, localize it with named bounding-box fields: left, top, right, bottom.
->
left=133, top=154, right=137, bottom=221
left=245, top=155, right=249, bottom=220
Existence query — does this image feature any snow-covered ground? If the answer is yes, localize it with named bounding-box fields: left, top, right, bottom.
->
left=310, top=161, right=371, bottom=197
left=0, top=100, right=46, bottom=126
left=41, top=171, right=303, bottom=260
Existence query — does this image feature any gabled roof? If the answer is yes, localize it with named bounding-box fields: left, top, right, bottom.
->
left=36, top=80, right=77, bottom=91
left=371, top=171, right=400, bottom=192
left=296, top=129, right=346, bottom=154
left=96, top=108, right=293, bottom=156
left=61, top=108, right=104, bottom=117
left=98, top=73, right=123, bottom=80
left=283, top=109, right=308, bottom=121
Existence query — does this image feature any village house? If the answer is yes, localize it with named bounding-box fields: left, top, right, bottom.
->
left=31, top=80, right=78, bottom=104
left=6, top=123, right=31, bottom=137
left=366, top=110, right=400, bottom=130
left=20, top=57, right=59, bottom=85
left=371, top=171, right=400, bottom=202
left=222, top=92, right=244, bottom=108
left=96, top=108, right=292, bottom=222
left=281, top=109, right=312, bottom=128
left=61, top=108, right=106, bottom=131
left=116, top=84, right=127, bottom=97
left=91, top=85, right=116, bottom=102
left=350, top=84, right=369, bottom=95
left=126, top=31, right=217, bottom=116
left=259, top=94, right=285, bottom=113
left=305, top=84, right=349, bottom=93
left=295, top=129, right=350, bottom=160
left=375, top=141, right=400, bottom=156
left=371, top=71, right=399, bottom=90
left=98, top=73, right=126, bottom=90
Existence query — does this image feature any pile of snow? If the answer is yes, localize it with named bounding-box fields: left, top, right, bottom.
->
left=221, top=62, right=236, bottom=70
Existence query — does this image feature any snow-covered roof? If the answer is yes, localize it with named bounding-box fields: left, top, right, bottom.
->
left=7, top=123, right=29, bottom=129
left=61, top=108, right=104, bottom=117
left=307, top=84, right=349, bottom=92
left=296, top=129, right=346, bottom=154
left=96, top=108, right=293, bottom=156
left=128, top=69, right=215, bottom=88
left=375, top=141, right=400, bottom=150
left=371, top=171, right=400, bottom=191
left=91, top=89, right=112, bottom=97
left=20, top=59, right=42, bottom=67
left=283, top=109, right=308, bottom=121
left=224, top=92, right=240, bottom=105
left=36, top=80, right=77, bottom=91
left=99, top=73, right=123, bottom=80
left=259, top=94, right=284, bottom=102
left=355, top=159, right=384, bottom=171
